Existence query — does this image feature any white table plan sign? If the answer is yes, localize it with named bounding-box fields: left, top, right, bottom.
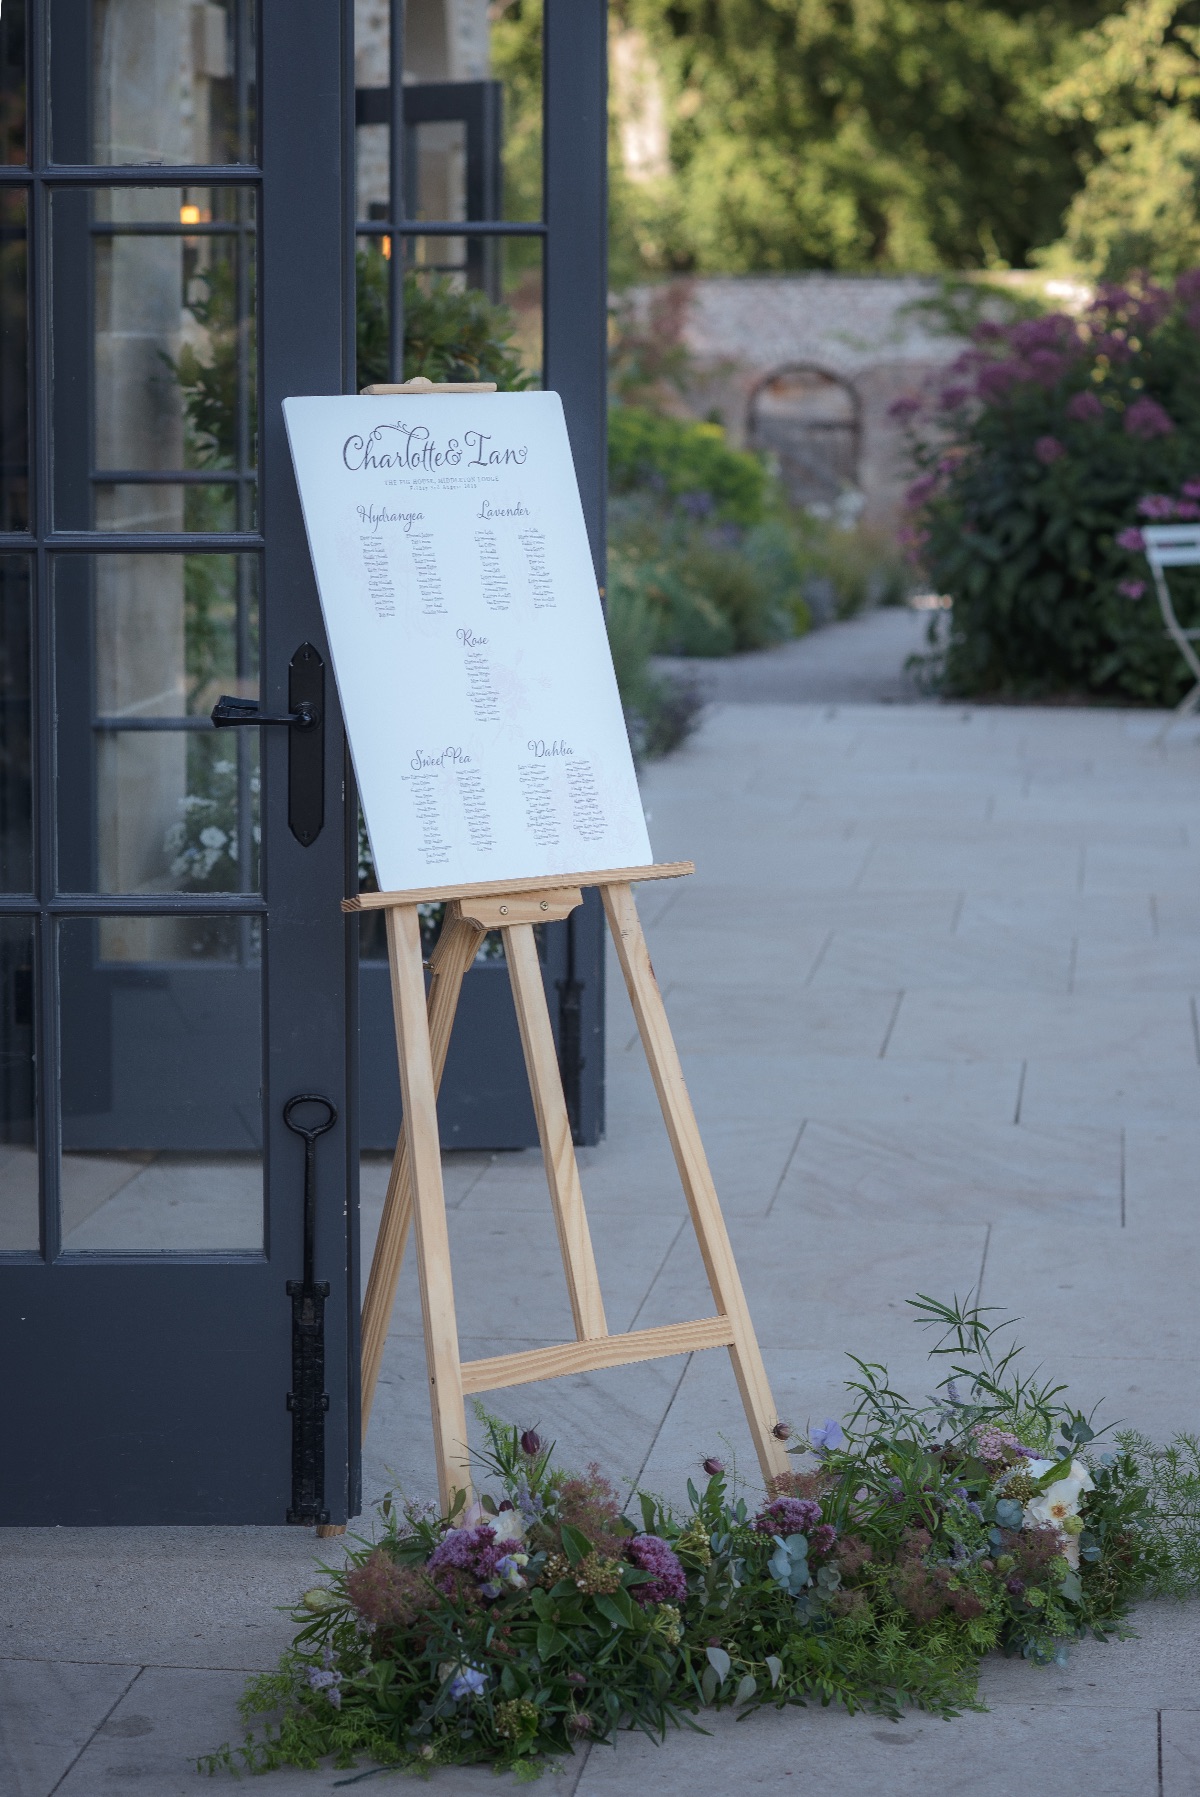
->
left=284, top=382, right=788, bottom=1520
left=283, top=389, right=652, bottom=891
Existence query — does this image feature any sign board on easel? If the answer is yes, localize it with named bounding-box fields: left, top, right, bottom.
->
left=284, top=382, right=787, bottom=1518
left=283, top=390, right=652, bottom=892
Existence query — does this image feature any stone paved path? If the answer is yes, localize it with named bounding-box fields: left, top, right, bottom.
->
left=4, top=612, right=1200, bottom=1794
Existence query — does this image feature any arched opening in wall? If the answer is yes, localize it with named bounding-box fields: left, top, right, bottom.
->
left=748, top=365, right=862, bottom=513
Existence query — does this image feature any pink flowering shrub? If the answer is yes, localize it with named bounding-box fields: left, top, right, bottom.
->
left=899, top=275, right=1200, bottom=702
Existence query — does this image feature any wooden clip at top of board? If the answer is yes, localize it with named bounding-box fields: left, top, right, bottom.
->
left=359, top=377, right=498, bottom=395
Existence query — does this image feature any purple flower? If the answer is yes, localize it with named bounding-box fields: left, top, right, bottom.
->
left=1124, top=396, right=1175, bottom=440
left=1066, top=390, right=1104, bottom=423
left=1117, top=526, right=1146, bottom=552
left=772, top=1422, right=792, bottom=1442
left=1035, top=435, right=1066, bottom=465
left=625, top=1534, right=687, bottom=1606
left=1005, top=1576, right=1026, bottom=1597
left=810, top=1418, right=844, bottom=1454
left=1177, top=500, right=1200, bottom=520
left=976, top=360, right=1025, bottom=402
left=807, top=1523, right=839, bottom=1557
left=427, top=1525, right=517, bottom=1594
left=888, top=393, right=922, bottom=420
left=678, top=489, right=714, bottom=519
left=1183, top=478, right=1200, bottom=499
left=755, top=1496, right=822, bottom=1536
left=520, top=1428, right=542, bottom=1458
left=702, top=1456, right=725, bottom=1476
left=904, top=474, right=939, bottom=510
left=1119, top=579, right=1147, bottom=600
left=1138, top=493, right=1179, bottom=519
left=938, top=384, right=970, bottom=411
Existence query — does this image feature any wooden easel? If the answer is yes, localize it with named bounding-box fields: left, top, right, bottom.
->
left=345, top=863, right=791, bottom=1511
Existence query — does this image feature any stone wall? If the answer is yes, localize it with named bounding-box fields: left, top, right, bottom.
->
left=623, top=275, right=966, bottom=530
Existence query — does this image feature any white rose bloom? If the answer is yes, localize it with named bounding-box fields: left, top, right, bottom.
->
left=1024, top=1458, right=1095, bottom=1566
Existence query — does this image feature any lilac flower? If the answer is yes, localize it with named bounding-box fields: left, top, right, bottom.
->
left=427, top=1524, right=516, bottom=1595
left=1119, top=579, right=1147, bottom=600
left=1124, top=396, right=1175, bottom=440
left=1182, top=477, right=1200, bottom=499
left=702, top=1456, right=725, bottom=1476
left=625, top=1534, right=687, bottom=1606
left=938, top=384, right=970, bottom=411
left=1035, top=435, right=1066, bottom=465
left=1117, top=527, right=1146, bottom=552
left=888, top=394, right=922, bottom=420
left=1138, top=493, right=1179, bottom=519
left=1176, top=500, right=1200, bottom=520
left=810, top=1418, right=844, bottom=1454
left=972, top=1425, right=1028, bottom=1462
left=904, top=474, right=938, bottom=510
left=1066, top=390, right=1104, bottom=423
left=307, top=1649, right=343, bottom=1710
left=755, top=1496, right=821, bottom=1536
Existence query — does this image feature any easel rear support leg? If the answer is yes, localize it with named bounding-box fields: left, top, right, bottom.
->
left=385, top=905, right=474, bottom=1509
left=601, top=882, right=790, bottom=1485
left=359, top=914, right=483, bottom=1439
left=504, top=920, right=608, bottom=1342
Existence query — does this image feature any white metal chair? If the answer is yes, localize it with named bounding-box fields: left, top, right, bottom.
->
left=1142, top=524, right=1200, bottom=737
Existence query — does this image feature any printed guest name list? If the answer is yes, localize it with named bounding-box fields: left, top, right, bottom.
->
left=283, top=390, right=652, bottom=893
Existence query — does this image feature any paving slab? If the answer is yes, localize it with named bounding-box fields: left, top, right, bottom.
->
left=7, top=615, right=1200, bottom=1791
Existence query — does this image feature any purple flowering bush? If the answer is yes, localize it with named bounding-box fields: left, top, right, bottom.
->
left=901, top=275, right=1200, bottom=701
left=205, top=1305, right=1186, bottom=1780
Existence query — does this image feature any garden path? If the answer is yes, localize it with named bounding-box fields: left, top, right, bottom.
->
left=4, top=608, right=1200, bottom=1794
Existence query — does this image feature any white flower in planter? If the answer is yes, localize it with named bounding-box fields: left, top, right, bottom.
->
left=1025, top=1458, right=1095, bottom=1568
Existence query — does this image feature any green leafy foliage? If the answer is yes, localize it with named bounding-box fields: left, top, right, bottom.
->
left=355, top=246, right=535, bottom=391
left=609, top=406, right=770, bottom=525
left=1042, top=1, right=1200, bottom=280
left=201, top=1300, right=1190, bottom=1781
left=901, top=273, right=1200, bottom=700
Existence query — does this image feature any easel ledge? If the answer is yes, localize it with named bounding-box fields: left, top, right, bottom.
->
left=342, top=860, right=694, bottom=911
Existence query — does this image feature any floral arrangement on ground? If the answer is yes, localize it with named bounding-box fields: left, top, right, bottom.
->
left=202, top=1296, right=1200, bottom=1781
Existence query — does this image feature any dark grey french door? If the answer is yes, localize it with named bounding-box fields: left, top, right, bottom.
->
left=0, top=0, right=358, bottom=1525
left=0, top=0, right=609, bottom=1525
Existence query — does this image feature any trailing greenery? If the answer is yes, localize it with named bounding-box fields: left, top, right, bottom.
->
left=901, top=272, right=1200, bottom=701
left=201, top=1295, right=1196, bottom=1782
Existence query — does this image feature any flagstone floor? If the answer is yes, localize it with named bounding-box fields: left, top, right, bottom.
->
left=5, top=607, right=1200, bottom=1794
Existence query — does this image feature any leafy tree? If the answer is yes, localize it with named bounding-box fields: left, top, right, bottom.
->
left=612, top=1, right=1117, bottom=275
left=1041, top=0, right=1200, bottom=278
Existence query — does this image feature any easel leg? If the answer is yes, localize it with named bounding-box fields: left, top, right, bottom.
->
left=504, top=922, right=608, bottom=1341
left=386, top=905, right=474, bottom=1510
left=359, top=915, right=484, bottom=1439
left=602, top=882, right=790, bottom=1485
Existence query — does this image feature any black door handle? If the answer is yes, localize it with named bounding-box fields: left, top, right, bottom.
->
left=209, top=643, right=326, bottom=848
left=211, top=695, right=320, bottom=730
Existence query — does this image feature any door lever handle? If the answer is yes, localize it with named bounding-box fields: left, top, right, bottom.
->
left=209, top=643, right=326, bottom=848
left=211, top=694, right=320, bottom=730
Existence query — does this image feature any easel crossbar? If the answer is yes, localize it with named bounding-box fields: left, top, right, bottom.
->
left=460, top=1317, right=736, bottom=1394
